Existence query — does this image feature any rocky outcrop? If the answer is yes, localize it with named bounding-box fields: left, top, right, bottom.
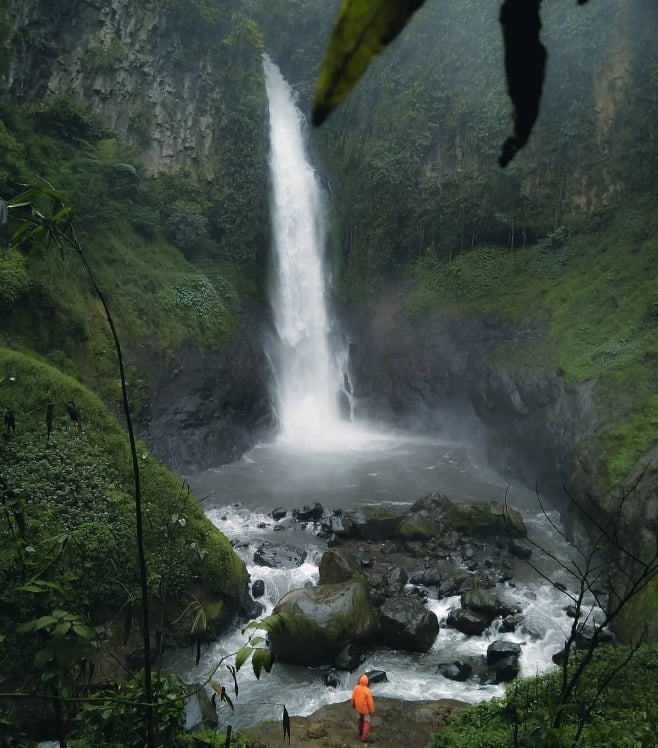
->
left=378, top=597, right=439, bottom=652
left=268, top=580, right=380, bottom=665
left=136, top=311, right=275, bottom=472
left=344, top=299, right=598, bottom=501
left=2, top=0, right=266, bottom=180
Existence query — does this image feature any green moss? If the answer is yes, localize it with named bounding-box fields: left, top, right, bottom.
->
left=446, top=501, right=525, bottom=539
left=397, top=513, right=435, bottom=540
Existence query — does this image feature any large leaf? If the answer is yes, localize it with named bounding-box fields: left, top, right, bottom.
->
left=312, top=0, right=426, bottom=126
left=498, top=0, right=547, bottom=167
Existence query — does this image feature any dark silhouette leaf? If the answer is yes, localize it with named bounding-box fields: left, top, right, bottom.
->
left=283, top=705, right=291, bottom=744
left=195, top=636, right=201, bottom=666
left=312, top=0, right=426, bottom=126
left=227, top=664, right=239, bottom=697
left=224, top=725, right=232, bottom=748
left=498, top=0, right=547, bottom=167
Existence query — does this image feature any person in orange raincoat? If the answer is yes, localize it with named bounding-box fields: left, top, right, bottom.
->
left=351, top=673, right=375, bottom=742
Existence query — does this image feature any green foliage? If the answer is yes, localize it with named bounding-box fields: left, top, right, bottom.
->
left=73, top=670, right=186, bottom=747
left=431, top=644, right=658, bottom=748
left=406, top=200, right=658, bottom=488
left=0, top=347, right=244, bottom=686
left=0, top=249, right=29, bottom=308
left=32, top=96, right=107, bottom=143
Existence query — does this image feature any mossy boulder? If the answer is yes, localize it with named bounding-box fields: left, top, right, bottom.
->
left=346, top=505, right=405, bottom=540
left=269, top=580, right=380, bottom=665
left=319, top=548, right=367, bottom=585
left=446, top=500, right=526, bottom=538
left=396, top=512, right=436, bottom=541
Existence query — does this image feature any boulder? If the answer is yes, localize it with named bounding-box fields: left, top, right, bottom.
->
left=491, top=655, right=520, bottom=683
left=396, top=513, right=436, bottom=541
left=323, top=514, right=356, bottom=539
left=251, top=579, right=265, bottom=598
left=269, top=580, right=379, bottom=665
left=445, top=501, right=526, bottom=539
left=378, top=597, right=439, bottom=652
left=294, top=503, right=324, bottom=522
left=446, top=608, right=490, bottom=636
left=271, top=507, right=287, bottom=521
left=487, top=640, right=522, bottom=683
left=384, top=566, right=409, bottom=596
left=460, top=588, right=515, bottom=620
left=346, top=506, right=404, bottom=541
left=319, top=548, right=366, bottom=585
left=509, top=538, right=532, bottom=559
left=364, top=669, right=388, bottom=684
left=253, top=542, right=307, bottom=569
left=437, top=661, right=472, bottom=682
left=487, top=640, right=522, bottom=664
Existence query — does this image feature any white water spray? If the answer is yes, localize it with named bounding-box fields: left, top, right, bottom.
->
left=264, top=57, right=349, bottom=445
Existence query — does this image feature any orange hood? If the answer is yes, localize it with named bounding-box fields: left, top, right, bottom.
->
left=359, top=674, right=369, bottom=686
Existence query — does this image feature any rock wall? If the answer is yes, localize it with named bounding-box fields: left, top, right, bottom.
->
left=344, top=296, right=598, bottom=500
left=137, top=309, right=276, bottom=473
left=3, top=0, right=262, bottom=180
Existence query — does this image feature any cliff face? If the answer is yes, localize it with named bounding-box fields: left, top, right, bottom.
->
left=345, top=297, right=598, bottom=502
left=3, top=0, right=265, bottom=180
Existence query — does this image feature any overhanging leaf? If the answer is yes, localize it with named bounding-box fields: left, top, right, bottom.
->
left=312, top=0, right=427, bottom=126
left=235, top=645, right=252, bottom=672
left=498, top=0, right=547, bottom=167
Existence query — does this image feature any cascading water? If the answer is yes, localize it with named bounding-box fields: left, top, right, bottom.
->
left=263, top=56, right=349, bottom=446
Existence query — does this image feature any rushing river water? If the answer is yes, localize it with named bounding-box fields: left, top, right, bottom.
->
left=169, top=429, right=591, bottom=731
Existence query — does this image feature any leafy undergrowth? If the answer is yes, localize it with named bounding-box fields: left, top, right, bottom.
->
left=406, top=202, right=658, bottom=486
left=0, top=96, right=246, bottom=404
left=0, top=346, right=242, bottom=679
left=430, top=643, right=658, bottom=748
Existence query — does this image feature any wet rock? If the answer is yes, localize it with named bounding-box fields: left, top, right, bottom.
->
left=323, top=669, right=341, bottom=688
left=271, top=507, right=287, bottom=521
left=500, top=613, right=523, bottom=633
left=487, top=640, right=522, bottom=664
left=509, top=538, right=532, bottom=559
left=379, top=597, right=439, bottom=652
left=251, top=579, right=265, bottom=598
left=446, top=608, right=490, bottom=636
left=364, top=669, right=389, bottom=684
left=461, top=588, right=515, bottom=620
left=323, top=514, right=356, bottom=538
left=437, top=661, right=472, bottom=682
left=384, top=566, right=409, bottom=596
left=491, top=655, right=520, bottom=683
left=269, top=580, right=379, bottom=665
left=334, top=642, right=366, bottom=671
left=319, top=548, right=367, bottom=585
left=253, top=542, right=307, bottom=569
left=294, top=502, right=324, bottom=522
left=346, top=507, right=404, bottom=541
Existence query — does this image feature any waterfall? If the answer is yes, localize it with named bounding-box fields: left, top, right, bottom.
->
left=264, top=56, right=348, bottom=446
